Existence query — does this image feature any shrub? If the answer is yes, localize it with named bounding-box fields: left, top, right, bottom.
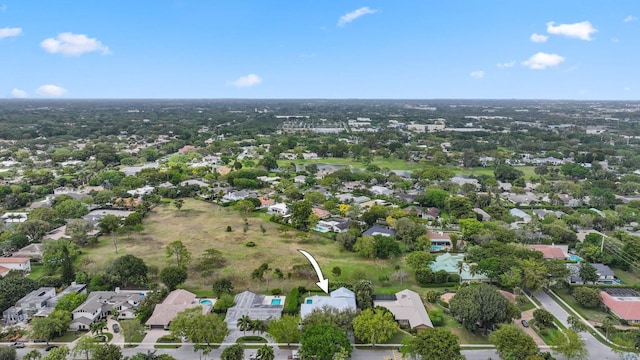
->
left=439, top=299, right=450, bottom=308
left=213, top=294, right=235, bottom=313
left=284, top=288, right=300, bottom=315
left=271, top=288, right=282, bottom=295
left=428, top=309, right=444, bottom=326
left=573, top=287, right=601, bottom=308
left=245, top=241, right=256, bottom=247
left=226, top=226, right=232, bottom=232
left=424, top=290, right=441, bottom=303
left=533, top=309, right=555, bottom=328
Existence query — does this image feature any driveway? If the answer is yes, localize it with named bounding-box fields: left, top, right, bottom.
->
left=534, top=291, right=617, bottom=359
left=139, top=329, right=170, bottom=349
left=106, top=318, right=125, bottom=345
left=517, top=309, right=545, bottom=346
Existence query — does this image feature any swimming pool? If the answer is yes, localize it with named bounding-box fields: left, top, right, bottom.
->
left=200, top=299, right=213, bottom=305
left=314, top=225, right=329, bottom=232
left=431, top=245, right=444, bottom=252
left=306, top=299, right=313, bottom=304
left=270, top=299, right=281, bottom=305
left=568, top=255, right=583, bottom=262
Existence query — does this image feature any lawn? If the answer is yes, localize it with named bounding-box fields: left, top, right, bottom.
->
left=27, top=264, right=48, bottom=280
left=289, top=157, right=420, bottom=171
left=52, top=331, right=82, bottom=343
left=552, top=287, right=609, bottom=323
left=154, top=335, right=181, bottom=349
left=612, top=268, right=640, bottom=285
left=79, top=198, right=405, bottom=294
left=425, top=303, right=491, bottom=345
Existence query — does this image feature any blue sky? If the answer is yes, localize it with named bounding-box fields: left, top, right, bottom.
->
left=1, top=1, right=638, bottom=99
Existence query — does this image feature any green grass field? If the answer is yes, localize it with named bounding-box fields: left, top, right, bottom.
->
left=79, top=199, right=422, bottom=295
left=552, top=287, right=609, bottom=323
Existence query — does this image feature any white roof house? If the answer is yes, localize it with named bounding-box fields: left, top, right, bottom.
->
left=300, top=287, right=356, bottom=318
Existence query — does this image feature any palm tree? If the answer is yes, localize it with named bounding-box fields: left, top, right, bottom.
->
left=90, top=320, right=107, bottom=335
left=237, top=315, right=252, bottom=336
left=256, top=344, right=275, bottom=360
left=23, top=350, right=42, bottom=360
left=602, top=316, right=617, bottom=339
left=251, top=319, right=267, bottom=335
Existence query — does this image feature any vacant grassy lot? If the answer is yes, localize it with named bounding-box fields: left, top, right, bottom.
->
left=79, top=199, right=419, bottom=295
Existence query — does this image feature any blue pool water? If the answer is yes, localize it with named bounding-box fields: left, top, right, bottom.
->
left=200, top=299, right=213, bottom=305
left=568, top=255, right=583, bottom=262
left=314, top=225, right=328, bottom=232
left=431, top=245, right=444, bottom=252
left=306, top=299, right=313, bottom=304
left=271, top=299, right=282, bottom=305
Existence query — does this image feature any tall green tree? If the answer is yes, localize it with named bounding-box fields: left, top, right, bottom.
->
left=105, top=254, right=148, bottom=288
left=352, top=307, right=397, bottom=346
left=237, top=315, right=252, bottom=336
left=300, top=324, right=351, bottom=360
left=160, top=266, right=188, bottom=291
left=489, top=324, right=539, bottom=360
left=256, top=344, right=275, bottom=360
left=550, top=329, right=588, bottom=360
left=449, top=283, right=518, bottom=332
left=290, top=200, right=312, bottom=229
left=91, top=344, right=123, bottom=360
left=169, top=307, right=228, bottom=359
left=401, top=327, right=463, bottom=360
left=165, top=240, right=191, bottom=268
left=267, top=315, right=300, bottom=346
left=353, top=279, right=374, bottom=310
left=579, top=262, right=599, bottom=284
left=220, top=344, right=244, bottom=360
left=42, top=345, right=70, bottom=360
left=72, top=335, right=98, bottom=360
left=98, top=214, right=121, bottom=254
left=120, top=319, right=146, bottom=346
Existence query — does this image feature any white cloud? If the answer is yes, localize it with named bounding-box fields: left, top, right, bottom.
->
left=546, top=21, right=597, bottom=41
left=40, top=32, right=110, bottom=56
left=469, top=70, right=485, bottom=79
left=337, top=7, right=378, bottom=27
left=624, top=15, right=637, bottom=22
left=11, top=88, right=27, bottom=98
left=36, top=84, right=67, bottom=97
left=497, top=61, right=515, bottom=68
left=530, top=33, right=548, bottom=43
left=229, top=74, right=262, bottom=88
left=522, top=52, right=565, bottom=70
left=0, top=27, right=22, bottom=39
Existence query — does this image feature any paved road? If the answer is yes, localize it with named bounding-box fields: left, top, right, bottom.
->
left=534, top=291, right=617, bottom=360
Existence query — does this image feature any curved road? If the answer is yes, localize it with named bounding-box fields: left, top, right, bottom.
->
left=533, top=291, right=617, bottom=360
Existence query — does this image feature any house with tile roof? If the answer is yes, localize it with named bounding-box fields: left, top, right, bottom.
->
left=373, top=289, right=432, bottom=330
left=430, top=253, right=488, bottom=284
left=529, top=244, right=568, bottom=260
left=145, top=289, right=211, bottom=329
left=600, top=288, right=640, bottom=324
left=0, top=257, right=31, bottom=272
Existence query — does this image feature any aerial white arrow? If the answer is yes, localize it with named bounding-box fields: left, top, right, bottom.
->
left=298, top=249, right=329, bottom=294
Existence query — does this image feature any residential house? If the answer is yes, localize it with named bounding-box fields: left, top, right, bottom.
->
left=312, top=207, right=331, bottom=219
left=215, top=166, right=232, bottom=176
left=1, top=212, right=28, bottom=224
left=567, top=263, right=616, bottom=285
left=0, top=257, right=31, bottom=272
left=317, top=218, right=351, bottom=233
left=9, top=244, right=41, bottom=260
left=420, top=207, right=441, bottom=220
left=257, top=196, right=275, bottom=209
left=179, top=179, right=209, bottom=188
left=529, top=244, right=568, bottom=260
left=300, top=287, right=356, bottom=318
left=450, top=176, right=480, bottom=190
left=472, top=208, right=491, bottom=221
left=267, top=203, right=290, bottom=216
left=370, top=186, right=394, bottom=197
left=373, top=289, right=432, bottom=330
left=126, top=186, right=155, bottom=197
left=430, top=253, right=489, bottom=283
left=2, top=287, right=56, bottom=324
left=509, top=208, right=532, bottom=223
left=600, top=288, right=640, bottom=324
left=362, top=225, right=396, bottom=237
left=225, top=291, right=284, bottom=330
left=146, top=289, right=211, bottom=330
left=427, top=231, right=452, bottom=251
left=222, top=190, right=254, bottom=202
left=70, top=290, right=145, bottom=330
left=294, top=175, right=307, bottom=184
